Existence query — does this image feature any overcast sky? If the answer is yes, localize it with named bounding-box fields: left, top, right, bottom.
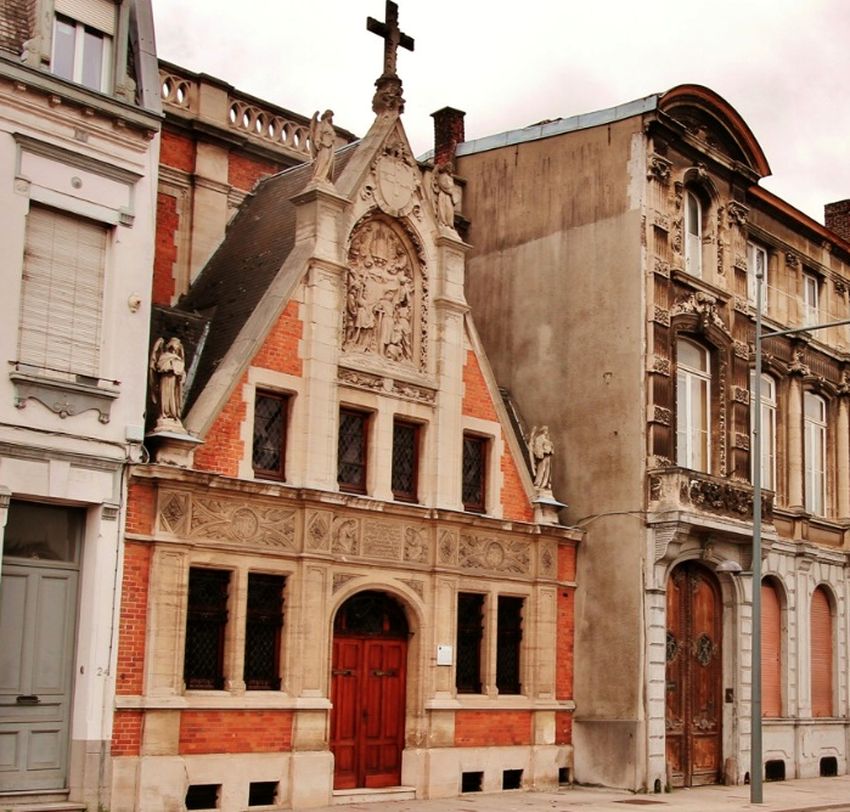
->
left=152, top=0, right=850, bottom=225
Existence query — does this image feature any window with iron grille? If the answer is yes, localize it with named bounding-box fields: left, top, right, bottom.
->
left=392, top=419, right=420, bottom=501
left=244, top=573, right=285, bottom=690
left=456, top=593, right=484, bottom=693
left=462, top=434, right=487, bottom=512
left=338, top=408, right=369, bottom=493
left=184, top=568, right=230, bottom=690
left=252, top=391, right=289, bottom=479
left=496, top=596, right=523, bottom=694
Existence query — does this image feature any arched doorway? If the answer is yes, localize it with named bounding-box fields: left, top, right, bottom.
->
left=665, top=561, right=722, bottom=787
left=330, top=591, right=408, bottom=789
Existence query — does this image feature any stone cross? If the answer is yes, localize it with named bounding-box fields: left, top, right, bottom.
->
left=367, top=1, right=414, bottom=78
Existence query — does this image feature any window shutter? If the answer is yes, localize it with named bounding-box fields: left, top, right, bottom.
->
left=810, top=586, right=833, bottom=717
left=55, top=0, right=116, bottom=34
left=761, top=581, right=781, bottom=717
left=19, top=206, right=107, bottom=378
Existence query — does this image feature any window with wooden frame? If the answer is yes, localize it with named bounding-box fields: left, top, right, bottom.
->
left=496, top=596, right=524, bottom=695
left=676, top=338, right=711, bottom=473
left=337, top=408, right=369, bottom=493
left=184, top=568, right=230, bottom=690
left=52, top=0, right=116, bottom=92
left=803, top=392, right=827, bottom=516
left=244, top=573, right=285, bottom=690
left=684, top=189, right=703, bottom=278
left=462, top=433, right=488, bottom=513
left=391, top=419, right=420, bottom=502
left=810, top=585, right=833, bottom=718
left=456, top=593, right=484, bottom=693
left=18, top=205, right=107, bottom=379
left=252, top=391, right=289, bottom=480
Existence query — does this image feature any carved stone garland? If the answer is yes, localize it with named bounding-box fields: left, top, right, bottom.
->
left=342, top=216, right=427, bottom=370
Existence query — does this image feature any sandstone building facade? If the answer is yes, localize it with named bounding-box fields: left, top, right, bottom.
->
left=456, top=85, right=850, bottom=790
left=0, top=0, right=161, bottom=807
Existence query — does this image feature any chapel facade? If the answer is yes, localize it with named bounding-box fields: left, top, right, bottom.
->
left=109, top=8, right=578, bottom=810
left=0, top=0, right=161, bottom=808
left=457, top=86, right=850, bottom=790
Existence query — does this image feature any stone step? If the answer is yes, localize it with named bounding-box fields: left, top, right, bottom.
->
left=332, top=786, right=417, bottom=805
left=0, top=792, right=85, bottom=812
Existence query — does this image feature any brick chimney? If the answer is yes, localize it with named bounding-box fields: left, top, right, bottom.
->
left=431, top=106, right=466, bottom=166
left=825, top=199, right=850, bottom=243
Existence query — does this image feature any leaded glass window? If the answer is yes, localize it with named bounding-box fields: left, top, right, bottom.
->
left=184, top=568, right=230, bottom=690
left=252, top=391, right=288, bottom=479
left=456, top=593, right=484, bottom=693
left=244, top=573, right=285, bottom=690
left=462, top=434, right=487, bottom=513
left=392, top=420, right=419, bottom=501
left=338, top=408, right=368, bottom=492
left=496, top=596, right=523, bottom=694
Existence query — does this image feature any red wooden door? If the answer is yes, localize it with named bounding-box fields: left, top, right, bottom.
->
left=666, top=562, right=722, bottom=787
left=330, top=637, right=407, bottom=788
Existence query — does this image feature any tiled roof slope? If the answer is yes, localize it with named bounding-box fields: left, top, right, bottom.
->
left=178, top=141, right=359, bottom=410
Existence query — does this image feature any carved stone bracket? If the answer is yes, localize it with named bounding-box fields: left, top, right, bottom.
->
left=652, top=306, right=671, bottom=327
left=648, top=355, right=671, bottom=376
left=650, top=406, right=672, bottom=426
left=10, top=371, right=117, bottom=423
left=785, top=252, right=799, bottom=269
left=733, top=340, right=750, bottom=360
left=653, top=258, right=671, bottom=278
left=669, top=291, right=730, bottom=336
left=732, top=386, right=750, bottom=405
left=647, top=154, right=672, bottom=184
left=726, top=201, right=749, bottom=226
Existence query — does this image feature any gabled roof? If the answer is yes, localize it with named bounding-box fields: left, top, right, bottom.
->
left=177, top=142, right=359, bottom=411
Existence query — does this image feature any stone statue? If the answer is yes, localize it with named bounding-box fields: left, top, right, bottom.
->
left=432, top=162, right=457, bottom=229
left=529, top=425, right=554, bottom=491
left=309, top=109, right=336, bottom=184
left=149, top=337, right=186, bottom=431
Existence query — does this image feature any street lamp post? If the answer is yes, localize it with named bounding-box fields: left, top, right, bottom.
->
left=749, top=270, right=850, bottom=804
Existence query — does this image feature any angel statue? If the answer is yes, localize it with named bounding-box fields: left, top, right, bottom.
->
left=149, top=336, right=186, bottom=431
left=309, top=109, right=336, bottom=184
left=528, top=425, right=554, bottom=492
left=432, top=161, right=457, bottom=229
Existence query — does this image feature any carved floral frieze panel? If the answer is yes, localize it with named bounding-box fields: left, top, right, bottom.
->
left=458, top=533, right=531, bottom=576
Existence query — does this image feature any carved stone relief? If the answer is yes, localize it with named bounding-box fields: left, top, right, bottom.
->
left=342, top=217, right=427, bottom=370
left=363, top=520, right=403, bottom=560
left=670, top=291, right=730, bottom=336
left=306, top=511, right=331, bottom=552
left=188, top=496, right=296, bottom=549
left=458, top=534, right=530, bottom=575
left=399, top=578, right=424, bottom=598
left=647, top=154, right=672, bottom=184
left=371, top=134, right=421, bottom=217
left=158, top=490, right=189, bottom=535
left=403, top=526, right=428, bottom=563
left=726, top=201, right=748, bottom=226
left=333, top=573, right=358, bottom=593
left=539, top=541, right=557, bottom=578
left=438, top=530, right=457, bottom=565
left=338, top=368, right=386, bottom=392
left=332, top=518, right=360, bottom=556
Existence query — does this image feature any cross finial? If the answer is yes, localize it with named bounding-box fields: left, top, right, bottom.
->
left=367, top=1, right=414, bottom=78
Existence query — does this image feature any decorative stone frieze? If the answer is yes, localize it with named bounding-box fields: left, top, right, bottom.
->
left=338, top=367, right=386, bottom=391
left=438, top=529, right=457, bottom=565
left=399, top=578, right=424, bottom=597
left=403, top=526, right=428, bottom=563
left=158, top=491, right=190, bottom=535
left=539, top=541, right=557, bottom=578
left=332, top=572, right=358, bottom=592
left=188, top=495, right=296, bottom=549
left=363, top=520, right=404, bottom=560
left=332, top=517, right=360, bottom=555
left=458, top=533, right=531, bottom=575
left=669, top=291, right=730, bottom=336
left=306, top=511, right=332, bottom=552
left=392, top=380, right=436, bottom=403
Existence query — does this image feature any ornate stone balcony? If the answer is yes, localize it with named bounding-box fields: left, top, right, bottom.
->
left=648, top=466, right=773, bottom=525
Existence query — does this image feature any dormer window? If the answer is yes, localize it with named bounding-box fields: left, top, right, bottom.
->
left=51, top=1, right=115, bottom=93
left=684, top=190, right=703, bottom=278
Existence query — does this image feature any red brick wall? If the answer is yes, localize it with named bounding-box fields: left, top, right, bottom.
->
left=252, top=300, right=303, bottom=376
left=462, top=350, right=533, bottom=522
left=116, top=541, right=152, bottom=695
left=111, top=710, right=144, bottom=756
left=193, top=372, right=248, bottom=477
left=126, top=480, right=156, bottom=536
left=454, top=710, right=533, bottom=746
left=159, top=129, right=195, bottom=173
left=228, top=152, right=279, bottom=191
left=153, top=192, right=178, bottom=306
left=555, top=710, right=572, bottom=745
left=179, top=710, right=294, bottom=754
left=556, top=544, right=576, bottom=702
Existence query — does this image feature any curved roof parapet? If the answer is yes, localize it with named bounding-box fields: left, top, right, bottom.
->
left=659, top=84, right=771, bottom=179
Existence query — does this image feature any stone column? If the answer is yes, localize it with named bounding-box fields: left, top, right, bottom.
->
left=836, top=392, right=850, bottom=521
left=786, top=374, right=805, bottom=510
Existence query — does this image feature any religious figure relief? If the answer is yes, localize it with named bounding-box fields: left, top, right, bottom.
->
left=431, top=162, right=457, bottom=230
left=528, top=425, right=554, bottom=493
left=343, top=219, right=420, bottom=365
left=309, top=109, right=336, bottom=184
left=149, top=337, right=186, bottom=432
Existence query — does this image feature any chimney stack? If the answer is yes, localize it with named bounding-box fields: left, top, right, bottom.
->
left=431, top=107, right=466, bottom=167
left=825, top=199, right=850, bottom=243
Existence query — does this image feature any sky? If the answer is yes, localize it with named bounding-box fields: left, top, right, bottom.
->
left=151, top=0, right=850, bottom=225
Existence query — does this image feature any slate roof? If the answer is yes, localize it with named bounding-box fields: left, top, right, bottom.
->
left=174, top=141, right=360, bottom=411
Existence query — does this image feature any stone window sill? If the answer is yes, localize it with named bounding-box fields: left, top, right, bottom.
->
left=10, top=369, right=119, bottom=423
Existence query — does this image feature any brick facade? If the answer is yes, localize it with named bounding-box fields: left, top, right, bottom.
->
left=454, top=710, right=533, bottom=746
left=193, top=372, right=248, bottom=477
left=111, top=710, right=144, bottom=756
left=228, top=152, right=280, bottom=192
left=159, top=128, right=195, bottom=173
left=153, top=192, right=178, bottom=306
left=178, top=710, right=294, bottom=755
left=115, top=541, right=152, bottom=695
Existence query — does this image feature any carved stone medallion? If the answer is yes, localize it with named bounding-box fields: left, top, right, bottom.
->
left=373, top=135, right=419, bottom=217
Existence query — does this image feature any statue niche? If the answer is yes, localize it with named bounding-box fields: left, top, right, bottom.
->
left=342, top=217, right=424, bottom=367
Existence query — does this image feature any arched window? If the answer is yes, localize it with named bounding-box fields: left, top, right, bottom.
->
left=750, top=372, right=776, bottom=491
left=803, top=392, right=827, bottom=515
left=685, top=190, right=703, bottom=277
left=676, top=338, right=710, bottom=472
left=810, top=586, right=833, bottom=717
left=761, top=578, right=782, bottom=717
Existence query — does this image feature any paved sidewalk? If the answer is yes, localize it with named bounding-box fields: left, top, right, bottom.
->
left=312, top=776, right=850, bottom=812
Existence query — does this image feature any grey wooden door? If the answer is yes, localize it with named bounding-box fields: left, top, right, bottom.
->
left=0, top=561, right=78, bottom=790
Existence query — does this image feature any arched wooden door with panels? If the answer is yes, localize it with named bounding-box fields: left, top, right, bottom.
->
left=665, top=561, right=723, bottom=787
left=330, top=591, right=408, bottom=789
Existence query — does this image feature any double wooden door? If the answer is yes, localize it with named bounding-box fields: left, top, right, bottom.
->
left=665, top=562, right=722, bottom=787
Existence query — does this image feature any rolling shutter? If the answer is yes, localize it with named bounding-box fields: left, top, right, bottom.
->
left=761, top=581, right=781, bottom=717
left=18, top=206, right=107, bottom=378
left=54, top=0, right=116, bottom=34
left=810, top=586, right=833, bottom=718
